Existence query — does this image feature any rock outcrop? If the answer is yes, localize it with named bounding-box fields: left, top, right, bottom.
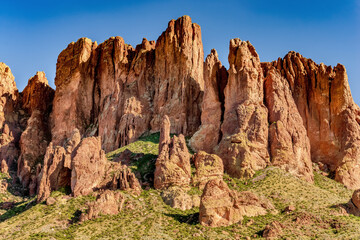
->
left=262, top=221, right=284, bottom=239
left=154, top=116, right=191, bottom=189
left=199, top=178, right=274, bottom=227
left=265, top=52, right=360, bottom=189
left=0, top=63, right=21, bottom=169
left=1, top=159, right=8, bottom=175
left=160, top=186, right=199, bottom=210
left=51, top=16, right=203, bottom=154
left=264, top=68, right=313, bottom=182
left=37, top=130, right=141, bottom=202
left=216, top=39, right=270, bottom=179
left=190, top=49, right=227, bottom=153
left=192, top=151, right=224, bottom=190
left=17, top=72, right=54, bottom=189
left=352, top=189, right=360, bottom=209
left=80, top=190, right=125, bottom=222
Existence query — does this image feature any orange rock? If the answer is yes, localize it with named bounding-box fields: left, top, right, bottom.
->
left=190, top=49, right=227, bottom=153
left=216, top=39, right=269, bottom=179
left=154, top=116, right=191, bottom=189
left=267, top=52, right=360, bottom=189
left=199, top=179, right=274, bottom=227
left=264, top=67, right=313, bottom=182
left=1, top=159, right=8, bottom=175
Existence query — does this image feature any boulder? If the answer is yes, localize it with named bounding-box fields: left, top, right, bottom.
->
left=199, top=179, right=274, bottom=227
left=160, top=186, right=198, bottom=210
left=192, top=151, right=224, bottom=190
left=352, top=189, right=360, bottom=209
left=262, top=221, right=284, bottom=239
left=80, top=190, right=125, bottom=222
left=1, top=159, right=8, bottom=175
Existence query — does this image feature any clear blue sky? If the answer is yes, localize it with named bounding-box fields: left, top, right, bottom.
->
left=1, top=0, right=359, bottom=103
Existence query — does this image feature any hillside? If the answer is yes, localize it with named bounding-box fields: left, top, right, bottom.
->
left=0, top=134, right=359, bottom=239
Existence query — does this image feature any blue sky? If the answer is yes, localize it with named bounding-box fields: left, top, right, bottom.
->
left=0, top=0, right=359, bottom=103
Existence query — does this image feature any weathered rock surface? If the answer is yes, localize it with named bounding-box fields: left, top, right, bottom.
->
left=0, top=63, right=21, bottom=169
left=199, top=179, right=274, bottom=227
left=71, top=136, right=107, bottom=197
left=192, top=151, right=224, bottom=190
left=17, top=72, right=54, bottom=189
left=151, top=15, right=204, bottom=135
left=37, top=129, right=81, bottom=202
left=160, top=186, right=199, bottom=210
left=1, top=159, right=8, bottom=175
left=264, top=67, right=313, bottom=182
left=38, top=130, right=141, bottom=202
left=51, top=16, right=203, bottom=154
left=216, top=39, right=269, bottom=179
left=154, top=116, right=191, bottom=189
left=262, top=221, right=284, bottom=239
left=80, top=190, right=125, bottom=222
left=352, top=189, right=360, bottom=209
left=190, top=49, right=227, bottom=153
left=265, top=52, right=360, bottom=189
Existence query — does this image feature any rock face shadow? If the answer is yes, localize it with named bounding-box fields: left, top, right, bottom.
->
left=164, top=212, right=199, bottom=225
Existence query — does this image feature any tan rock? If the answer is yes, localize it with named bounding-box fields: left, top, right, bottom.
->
left=37, top=130, right=81, bottom=202
left=1, top=159, right=8, bottom=175
left=192, top=151, right=224, bottom=190
left=190, top=49, right=227, bottom=153
left=80, top=190, right=125, bottom=222
left=151, top=15, right=204, bottom=136
left=108, top=164, right=142, bottom=195
left=264, top=67, right=313, bottom=182
left=0, top=63, right=21, bottom=169
left=352, top=189, right=360, bottom=209
left=262, top=221, right=284, bottom=239
left=199, top=179, right=274, bottom=227
left=267, top=52, right=360, bottom=189
left=154, top=116, right=191, bottom=189
left=216, top=39, right=269, bottom=179
left=71, top=136, right=107, bottom=197
left=160, top=186, right=195, bottom=210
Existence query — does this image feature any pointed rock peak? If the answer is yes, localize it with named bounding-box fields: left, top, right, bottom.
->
left=27, top=71, right=49, bottom=86
left=228, top=38, right=259, bottom=69
left=0, top=62, right=17, bottom=93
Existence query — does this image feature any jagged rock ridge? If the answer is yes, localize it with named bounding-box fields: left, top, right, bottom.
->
left=0, top=15, right=359, bottom=200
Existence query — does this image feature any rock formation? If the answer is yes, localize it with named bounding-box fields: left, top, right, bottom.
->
left=262, top=221, right=284, bottom=239
left=199, top=178, right=274, bottom=227
left=216, top=39, right=270, bottom=179
left=51, top=16, right=203, bottom=154
left=160, top=186, right=200, bottom=211
left=190, top=49, right=227, bottom=153
left=80, top=190, right=125, bottom=222
left=192, top=151, right=224, bottom=190
left=352, top=189, right=360, bottom=209
left=264, top=52, right=360, bottom=189
left=154, top=115, right=191, bottom=189
left=264, top=68, right=313, bottom=182
left=17, top=72, right=54, bottom=189
left=0, top=63, right=22, bottom=169
left=37, top=130, right=141, bottom=202
left=1, top=159, right=8, bottom=175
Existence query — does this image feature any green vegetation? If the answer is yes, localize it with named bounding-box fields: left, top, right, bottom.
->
left=0, top=135, right=360, bottom=239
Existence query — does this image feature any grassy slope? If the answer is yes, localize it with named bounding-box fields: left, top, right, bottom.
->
left=0, top=134, right=359, bottom=239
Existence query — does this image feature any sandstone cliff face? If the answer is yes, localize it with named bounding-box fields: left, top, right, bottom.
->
left=216, top=39, right=270, bottom=179
left=265, top=52, right=360, bottom=189
left=264, top=67, right=313, bottom=182
left=51, top=16, right=203, bottom=154
left=17, top=72, right=54, bottom=190
left=190, top=49, right=227, bottom=153
left=151, top=15, right=204, bottom=135
left=0, top=63, right=21, bottom=169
